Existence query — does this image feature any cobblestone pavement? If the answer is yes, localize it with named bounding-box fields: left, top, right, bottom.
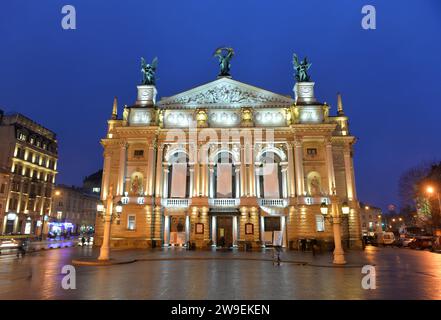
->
left=0, top=246, right=440, bottom=299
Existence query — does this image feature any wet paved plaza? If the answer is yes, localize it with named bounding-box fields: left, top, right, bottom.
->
left=0, top=246, right=440, bottom=299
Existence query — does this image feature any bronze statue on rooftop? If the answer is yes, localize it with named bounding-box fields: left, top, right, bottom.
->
left=213, top=47, right=235, bottom=77
left=141, top=57, right=158, bottom=85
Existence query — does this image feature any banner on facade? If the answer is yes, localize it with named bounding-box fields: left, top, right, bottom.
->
left=263, top=163, right=279, bottom=198
left=216, top=163, right=232, bottom=197
left=170, top=163, right=187, bottom=198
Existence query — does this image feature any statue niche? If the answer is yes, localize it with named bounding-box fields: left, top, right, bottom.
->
left=130, top=172, right=144, bottom=196
left=307, top=172, right=322, bottom=196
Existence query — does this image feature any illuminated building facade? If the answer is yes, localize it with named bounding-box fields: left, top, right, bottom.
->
left=95, top=59, right=362, bottom=249
left=51, top=184, right=99, bottom=235
left=0, top=111, right=58, bottom=235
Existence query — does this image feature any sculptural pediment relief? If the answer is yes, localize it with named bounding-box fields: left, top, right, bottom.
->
left=159, top=77, right=294, bottom=109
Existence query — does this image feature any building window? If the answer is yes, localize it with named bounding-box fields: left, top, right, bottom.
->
left=127, top=215, right=136, bottom=230
left=0, top=184, right=4, bottom=193
left=134, top=150, right=144, bottom=157
left=18, top=133, right=26, bottom=141
left=307, top=148, right=317, bottom=156
left=315, top=214, right=325, bottom=232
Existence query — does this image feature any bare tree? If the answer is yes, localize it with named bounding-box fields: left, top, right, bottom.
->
left=398, top=162, right=432, bottom=208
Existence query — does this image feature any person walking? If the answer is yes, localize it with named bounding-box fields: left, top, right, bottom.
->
left=273, top=246, right=282, bottom=266
left=81, top=236, right=86, bottom=246
left=311, top=239, right=317, bottom=256
left=16, top=240, right=26, bottom=258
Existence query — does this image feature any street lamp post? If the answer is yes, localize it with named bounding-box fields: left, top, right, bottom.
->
left=320, top=197, right=349, bottom=265
left=97, top=185, right=123, bottom=261
left=426, top=186, right=441, bottom=228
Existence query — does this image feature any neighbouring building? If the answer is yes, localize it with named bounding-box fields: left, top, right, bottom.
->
left=0, top=168, right=10, bottom=232
left=82, top=169, right=103, bottom=196
left=0, top=110, right=58, bottom=235
left=50, top=184, right=99, bottom=236
left=359, top=202, right=383, bottom=236
left=94, top=53, right=362, bottom=249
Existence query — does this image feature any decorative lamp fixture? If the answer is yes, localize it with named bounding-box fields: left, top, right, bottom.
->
left=341, top=202, right=350, bottom=215
left=97, top=201, right=104, bottom=213
left=115, top=201, right=123, bottom=214
left=320, top=202, right=329, bottom=215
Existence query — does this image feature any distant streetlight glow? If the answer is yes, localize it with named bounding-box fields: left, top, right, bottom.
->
left=426, top=186, right=435, bottom=194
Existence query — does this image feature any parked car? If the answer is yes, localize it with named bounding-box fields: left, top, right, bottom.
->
left=381, top=232, right=396, bottom=246
left=397, top=237, right=415, bottom=247
left=362, top=235, right=378, bottom=246
left=409, top=236, right=433, bottom=250
left=0, top=239, right=19, bottom=249
left=432, top=236, right=441, bottom=253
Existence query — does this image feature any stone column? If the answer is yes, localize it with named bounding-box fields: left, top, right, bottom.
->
left=146, top=144, right=155, bottom=196
left=255, top=166, right=261, bottom=198
left=248, top=146, right=255, bottom=196
left=331, top=197, right=346, bottom=264
left=209, top=166, right=215, bottom=198
left=240, top=147, right=247, bottom=196
left=325, top=139, right=336, bottom=195
left=185, top=215, right=190, bottom=244
left=232, top=215, right=238, bottom=247
left=163, top=215, right=170, bottom=247
left=189, top=166, right=194, bottom=198
left=281, top=166, right=288, bottom=198
left=163, top=167, right=169, bottom=198
left=211, top=215, right=217, bottom=246
left=281, top=216, right=287, bottom=248
left=102, top=152, right=111, bottom=200
left=343, top=145, right=354, bottom=201
left=287, top=143, right=296, bottom=197
left=294, top=139, right=305, bottom=196
left=117, top=143, right=127, bottom=196
left=201, top=163, right=207, bottom=197
left=155, top=145, right=164, bottom=197
left=98, top=188, right=114, bottom=261
left=193, top=163, right=199, bottom=197
left=260, top=215, right=265, bottom=247
left=235, top=167, right=240, bottom=198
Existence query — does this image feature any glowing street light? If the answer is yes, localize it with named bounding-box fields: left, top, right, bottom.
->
left=425, top=185, right=441, bottom=224
left=426, top=186, right=435, bottom=194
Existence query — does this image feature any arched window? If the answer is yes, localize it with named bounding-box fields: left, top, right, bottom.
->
left=167, top=152, right=190, bottom=198
left=256, top=152, right=283, bottom=198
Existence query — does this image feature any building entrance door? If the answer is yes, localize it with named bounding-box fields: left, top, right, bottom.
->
left=216, top=216, right=233, bottom=248
left=170, top=216, right=186, bottom=246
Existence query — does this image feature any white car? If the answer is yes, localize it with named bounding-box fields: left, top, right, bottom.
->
left=0, top=239, right=19, bottom=249
left=382, top=232, right=396, bottom=245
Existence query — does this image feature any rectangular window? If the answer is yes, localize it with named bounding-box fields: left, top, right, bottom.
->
left=134, top=150, right=144, bottom=157
left=127, top=215, right=136, bottom=230
left=307, top=148, right=317, bottom=156
left=0, top=184, right=4, bottom=193
left=315, top=215, right=325, bottom=232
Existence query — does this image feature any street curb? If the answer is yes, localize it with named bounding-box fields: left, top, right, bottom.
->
left=70, top=256, right=364, bottom=268
left=308, top=263, right=368, bottom=268
left=72, top=258, right=136, bottom=266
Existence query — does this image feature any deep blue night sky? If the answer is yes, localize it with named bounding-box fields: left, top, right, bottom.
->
left=1, top=1, right=440, bottom=210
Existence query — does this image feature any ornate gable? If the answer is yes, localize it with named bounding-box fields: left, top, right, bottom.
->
left=158, top=77, right=294, bottom=109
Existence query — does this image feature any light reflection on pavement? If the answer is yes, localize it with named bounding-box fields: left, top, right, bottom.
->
left=0, top=246, right=440, bottom=299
